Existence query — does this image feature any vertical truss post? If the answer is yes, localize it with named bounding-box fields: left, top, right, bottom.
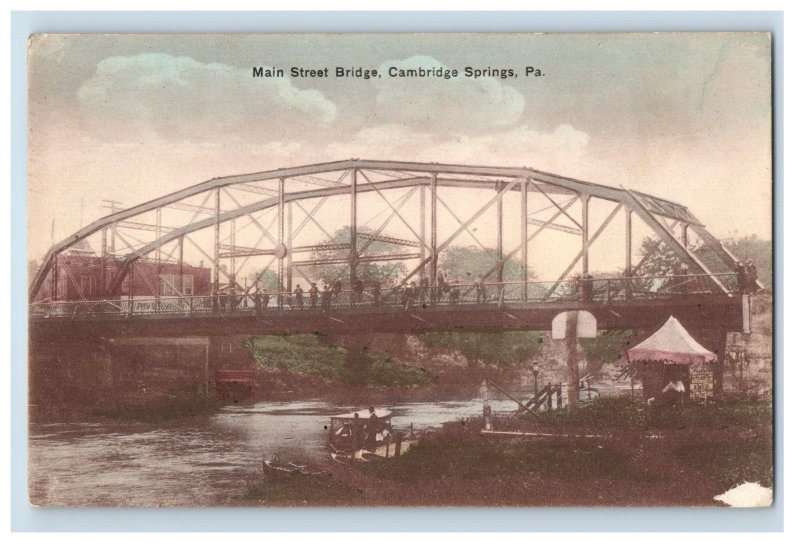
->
left=229, top=218, right=236, bottom=292
left=581, top=194, right=591, bottom=276
left=681, top=223, right=689, bottom=248
left=286, top=201, right=293, bottom=295
left=100, top=228, right=107, bottom=297
left=496, top=182, right=504, bottom=283
left=519, top=178, right=528, bottom=303
left=156, top=208, right=162, bottom=269
left=430, top=173, right=438, bottom=295
left=127, top=261, right=133, bottom=309
left=178, top=235, right=184, bottom=296
left=109, top=221, right=116, bottom=254
left=625, top=207, right=633, bottom=275
left=51, top=253, right=59, bottom=300
left=155, top=208, right=162, bottom=298
left=278, top=177, right=285, bottom=303
left=419, top=185, right=426, bottom=281
left=213, top=188, right=220, bottom=297
left=350, top=168, right=358, bottom=287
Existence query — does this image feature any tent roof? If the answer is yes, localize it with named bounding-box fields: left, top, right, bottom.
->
left=627, top=316, right=716, bottom=365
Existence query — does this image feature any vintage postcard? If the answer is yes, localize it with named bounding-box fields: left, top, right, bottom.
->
left=27, top=33, right=773, bottom=507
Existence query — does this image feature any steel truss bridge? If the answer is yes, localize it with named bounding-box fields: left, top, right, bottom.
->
left=29, top=159, right=753, bottom=338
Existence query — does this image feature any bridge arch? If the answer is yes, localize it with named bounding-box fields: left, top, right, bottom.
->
left=30, top=159, right=746, bottom=304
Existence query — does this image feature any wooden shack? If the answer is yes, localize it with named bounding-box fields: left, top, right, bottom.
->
left=627, top=316, right=717, bottom=403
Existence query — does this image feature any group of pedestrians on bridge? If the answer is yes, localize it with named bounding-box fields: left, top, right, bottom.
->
left=735, top=260, right=760, bottom=294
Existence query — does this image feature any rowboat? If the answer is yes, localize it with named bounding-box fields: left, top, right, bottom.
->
left=261, top=456, right=320, bottom=480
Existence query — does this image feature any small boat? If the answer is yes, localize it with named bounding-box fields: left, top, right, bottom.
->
left=327, top=408, right=416, bottom=463
left=261, top=455, right=320, bottom=480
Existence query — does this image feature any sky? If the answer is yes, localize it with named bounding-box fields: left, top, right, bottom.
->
left=27, top=33, right=772, bottom=270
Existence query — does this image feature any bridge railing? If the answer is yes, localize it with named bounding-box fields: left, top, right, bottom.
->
left=29, top=272, right=738, bottom=321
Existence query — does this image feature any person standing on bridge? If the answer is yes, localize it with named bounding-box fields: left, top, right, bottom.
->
left=745, top=259, right=759, bottom=293
left=309, top=282, right=319, bottom=309
left=253, top=289, right=262, bottom=315
left=419, top=276, right=429, bottom=304
left=294, top=284, right=304, bottom=309
left=353, top=278, right=364, bottom=305
left=475, top=279, right=487, bottom=304
left=372, top=281, right=381, bottom=305
left=321, top=283, right=332, bottom=311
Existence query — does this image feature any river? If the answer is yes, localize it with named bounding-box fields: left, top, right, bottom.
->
left=28, top=384, right=622, bottom=507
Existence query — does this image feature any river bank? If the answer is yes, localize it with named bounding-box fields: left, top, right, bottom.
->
left=237, top=398, right=773, bottom=507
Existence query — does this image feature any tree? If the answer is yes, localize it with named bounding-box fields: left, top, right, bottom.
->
left=255, top=269, right=281, bottom=290
left=439, top=245, right=529, bottom=283
left=420, top=330, right=542, bottom=368
left=309, top=226, right=407, bottom=286
left=579, top=329, right=635, bottom=373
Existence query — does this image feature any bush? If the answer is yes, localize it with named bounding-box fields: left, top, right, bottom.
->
left=360, top=435, right=661, bottom=482
left=245, top=335, right=432, bottom=387
left=525, top=397, right=772, bottom=431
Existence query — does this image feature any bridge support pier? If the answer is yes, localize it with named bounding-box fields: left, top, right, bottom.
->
left=564, top=311, right=580, bottom=410
left=691, top=327, right=729, bottom=398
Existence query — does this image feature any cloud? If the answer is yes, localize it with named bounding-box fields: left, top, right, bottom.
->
left=77, top=53, right=337, bottom=142
left=324, top=122, right=590, bottom=173
left=373, top=55, right=525, bottom=133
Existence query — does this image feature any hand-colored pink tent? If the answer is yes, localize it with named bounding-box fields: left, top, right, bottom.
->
left=627, top=316, right=717, bottom=365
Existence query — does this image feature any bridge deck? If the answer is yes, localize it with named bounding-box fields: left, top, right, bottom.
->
left=29, top=293, right=745, bottom=339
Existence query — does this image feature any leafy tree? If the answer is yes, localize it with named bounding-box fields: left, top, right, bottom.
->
left=439, top=245, right=529, bottom=283
left=579, top=329, right=635, bottom=373
left=420, top=330, right=542, bottom=368
left=245, top=335, right=432, bottom=386
left=309, top=226, right=407, bottom=287
left=256, top=269, right=281, bottom=290
left=635, top=237, right=684, bottom=278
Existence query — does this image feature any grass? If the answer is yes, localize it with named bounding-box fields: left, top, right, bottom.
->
left=93, top=390, right=223, bottom=423
left=525, top=397, right=772, bottom=431
left=241, top=474, right=365, bottom=505
left=674, top=438, right=774, bottom=488
left=245, top=335, right=433, bottom=387
left=359, top=435, right=662, bottom=482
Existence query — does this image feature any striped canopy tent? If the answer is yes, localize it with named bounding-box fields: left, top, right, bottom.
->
left=627, top=316, right=717, bottom=365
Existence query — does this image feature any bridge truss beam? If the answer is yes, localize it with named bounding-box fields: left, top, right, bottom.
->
left=30, top=160, right=743, bottom=304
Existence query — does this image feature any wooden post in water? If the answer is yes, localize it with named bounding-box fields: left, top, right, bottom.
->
left=395, top=433, right=403, bottom=459
left=203, top=342, right=210, bottom=395
left=480, top=379, right=493, bottom=430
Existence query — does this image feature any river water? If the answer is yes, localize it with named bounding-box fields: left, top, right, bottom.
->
left=29, top=384, right=622, bottom=507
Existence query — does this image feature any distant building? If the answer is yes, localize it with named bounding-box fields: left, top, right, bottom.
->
left=34, top=242, right=212, bottom=301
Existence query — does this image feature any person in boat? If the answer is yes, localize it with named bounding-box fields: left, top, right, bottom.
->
left=365, top=406, right=382, bottom=453
left=352, top=412, right=365, bottom=453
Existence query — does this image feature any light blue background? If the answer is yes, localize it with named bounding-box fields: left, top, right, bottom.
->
left=10, top=10, right=783, bottom=532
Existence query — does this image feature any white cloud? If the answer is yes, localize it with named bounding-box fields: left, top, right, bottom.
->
left=324, top=122, right=590, bottom=174
left=373, top=55, right=525, bottom=133
left=77, top=53, right=337, bottom=142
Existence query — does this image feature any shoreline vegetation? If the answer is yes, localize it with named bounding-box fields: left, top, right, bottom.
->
left=239, top=397, right=773, bottom=507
